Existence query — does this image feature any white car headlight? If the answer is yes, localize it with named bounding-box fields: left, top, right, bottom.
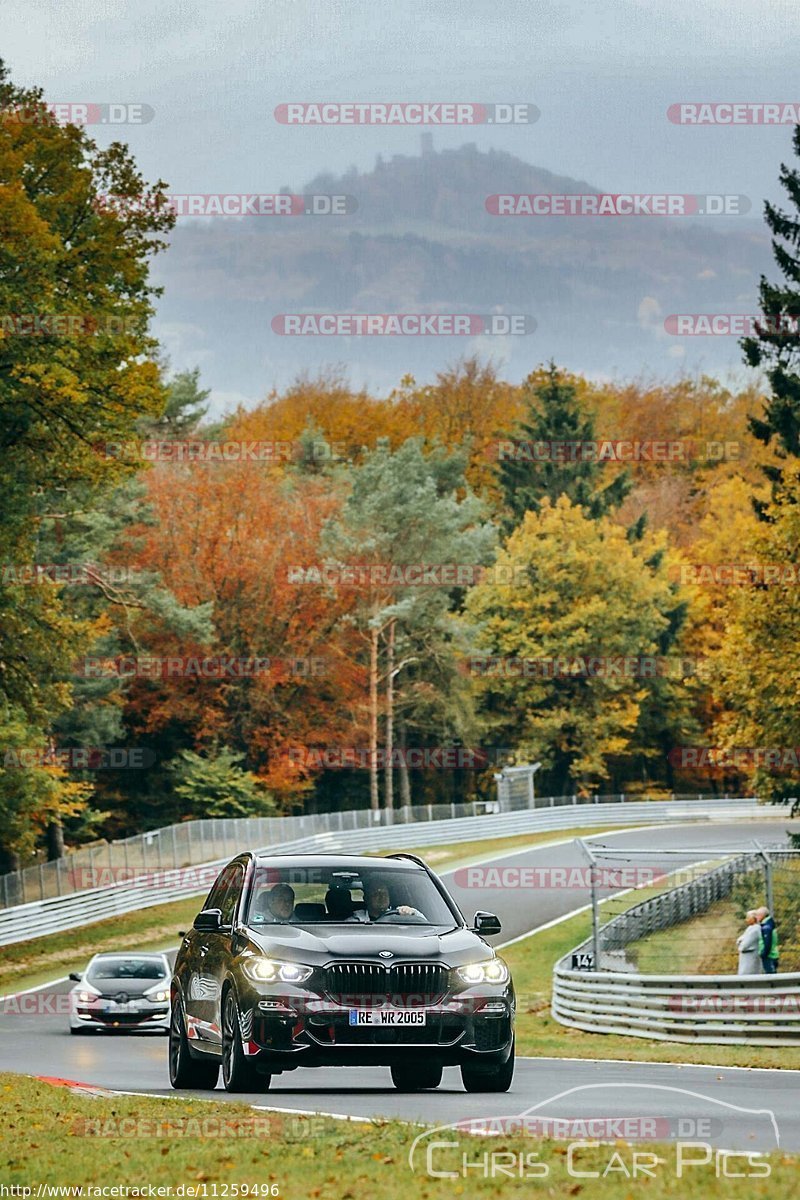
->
left=77, top=988, right=99, bottom=1004
left=455, top=958, right=509, bottom=986
left=144, top=987, right=170, bottom=1003
left=243, top=957, right=314, bottom=984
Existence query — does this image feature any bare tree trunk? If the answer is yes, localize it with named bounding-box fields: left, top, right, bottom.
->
left=384, top=619, right=395, bottom=813
left=0, top=844, right=20, bottom=874
left=46, top=820, right=65, bottom=861
left=369, top=623, right=380, bottom=812
left=398, top=720, right=412, bottom=809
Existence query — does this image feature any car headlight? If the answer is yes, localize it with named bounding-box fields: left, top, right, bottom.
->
left=242, top=957, right=314, bottom=984
left=144, top=987, right=170, bottom=1003
left=77, top=989, right=99, bottom=1004
left=455, top=958, right=509, bottom=986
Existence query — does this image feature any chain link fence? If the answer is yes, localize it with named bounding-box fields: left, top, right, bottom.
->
left=573, top=840, right=799, bottom=974
left=0, top=790, right=758, bottom=909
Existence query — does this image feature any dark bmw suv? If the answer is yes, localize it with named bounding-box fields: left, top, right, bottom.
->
left=170, top=852, right=514, bottom=1093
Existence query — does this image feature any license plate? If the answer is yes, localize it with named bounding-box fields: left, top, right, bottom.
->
left=104, top=1002, right=134, bottom=1013
left=348, top=1009, right=426, bottom=1026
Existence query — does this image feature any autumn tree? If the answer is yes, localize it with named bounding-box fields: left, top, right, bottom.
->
left=127, top=455, right=363, bottom=816
left=465, top=496, right=691, bottom=795
left=323, top=439, right=496, bottom=810
left=711, top=462, right=800, bottom=808
left=0, top=61, right=174, bottom=866
left=392, top=357, right=523, bottom=495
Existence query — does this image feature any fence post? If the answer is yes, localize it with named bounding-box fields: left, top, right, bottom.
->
left=754, top=841, right=774, bottom=916
left=577, top=840, right=601, bottom=971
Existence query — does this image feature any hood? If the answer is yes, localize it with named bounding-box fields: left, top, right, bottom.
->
left=245, top=923, right=490, bottom=966
left=78, top=976, right=165, bottom=998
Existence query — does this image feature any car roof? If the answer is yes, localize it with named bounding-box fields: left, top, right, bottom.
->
left=251, top=853, right=425, bottom=871
left=89, top=951, right=168, bottom=960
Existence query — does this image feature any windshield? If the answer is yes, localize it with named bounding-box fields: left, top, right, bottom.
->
left=245, top=864, right=457, bottom=927
left=86, top=957, right=167, bottom=981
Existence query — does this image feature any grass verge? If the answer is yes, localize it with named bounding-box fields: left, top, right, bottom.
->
left=1, top=824, right=632, bottom=996
left=0, top=898, right=203, bottom=996
left=370, top=822, right=634, bottom=872
left=0, top=1073, right=794, bottom=1197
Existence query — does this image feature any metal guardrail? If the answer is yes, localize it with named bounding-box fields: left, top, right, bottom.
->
left=553, top=848, right=800, bottom=1046
left=552, top=968, right=800, bottom=1046
left=0, top=796, right=767, bottom=947
left=0, top=791, right=762, bottom=908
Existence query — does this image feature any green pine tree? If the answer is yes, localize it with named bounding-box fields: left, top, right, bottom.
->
left=496, top=363, right=632, bottom=530
left=742, top=126, right=800, bottom=511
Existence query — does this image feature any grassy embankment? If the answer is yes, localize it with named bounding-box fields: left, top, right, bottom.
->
left=0, top=1072, right=794, bottom=1197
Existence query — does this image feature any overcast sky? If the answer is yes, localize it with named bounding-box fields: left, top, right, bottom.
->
left=3, top=0, right=797, bottom=196
left=2, top=0, right=798, bottom=408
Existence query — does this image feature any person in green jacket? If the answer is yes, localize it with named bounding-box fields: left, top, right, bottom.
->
left=756, top=906, right=780, bottom=974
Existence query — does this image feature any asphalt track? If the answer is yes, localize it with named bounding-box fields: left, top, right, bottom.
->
left=2, top=820, right=798, bottom=1153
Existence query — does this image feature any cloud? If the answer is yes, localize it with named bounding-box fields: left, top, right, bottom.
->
left=637, top=296, right=663, bottom=334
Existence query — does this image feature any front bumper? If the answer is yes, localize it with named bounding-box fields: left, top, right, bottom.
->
left=70, top=1002, right=170, bottom=1031
left=235, top=981, right=515, bottom=1069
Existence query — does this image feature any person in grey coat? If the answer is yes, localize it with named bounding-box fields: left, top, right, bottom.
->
left=736, top=910, right=763, bottom=974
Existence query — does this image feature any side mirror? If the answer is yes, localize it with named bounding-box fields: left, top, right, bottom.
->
left=193, top=908, right=222, bottom=931
left=68, top=972, right=82, bottom=982
left=472, top=911, right=502, bottom=936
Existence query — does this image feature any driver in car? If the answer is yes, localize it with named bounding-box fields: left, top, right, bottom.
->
left=266, top=883, right=296, bottom=922
left=350, top=882, right=424, bottom=922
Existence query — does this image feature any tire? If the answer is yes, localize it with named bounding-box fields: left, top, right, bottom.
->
left=460, top=1039, right=515, bottom=1093
left=221, top=990, right=267, bottom=1093
left=169, top=1000, right=220, bottom=1089
left=390, top=1060, right=443, bottom=1091
left=69, top=1026, right=89, bottom=1035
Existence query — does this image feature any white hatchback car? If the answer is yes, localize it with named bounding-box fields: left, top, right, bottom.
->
left=69, top=952, right=171, bottom=1033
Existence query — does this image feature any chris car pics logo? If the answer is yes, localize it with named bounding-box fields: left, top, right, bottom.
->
left=408, top=1084, right=779, bottom=1181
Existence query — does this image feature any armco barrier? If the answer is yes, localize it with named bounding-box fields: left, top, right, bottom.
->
left=552, top=968, right=800, bottom=1046
left=0, top=796, right=769, bottom=946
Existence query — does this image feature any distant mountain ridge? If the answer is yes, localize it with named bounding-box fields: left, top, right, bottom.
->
left=151, top=141, right=771, bottom=401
